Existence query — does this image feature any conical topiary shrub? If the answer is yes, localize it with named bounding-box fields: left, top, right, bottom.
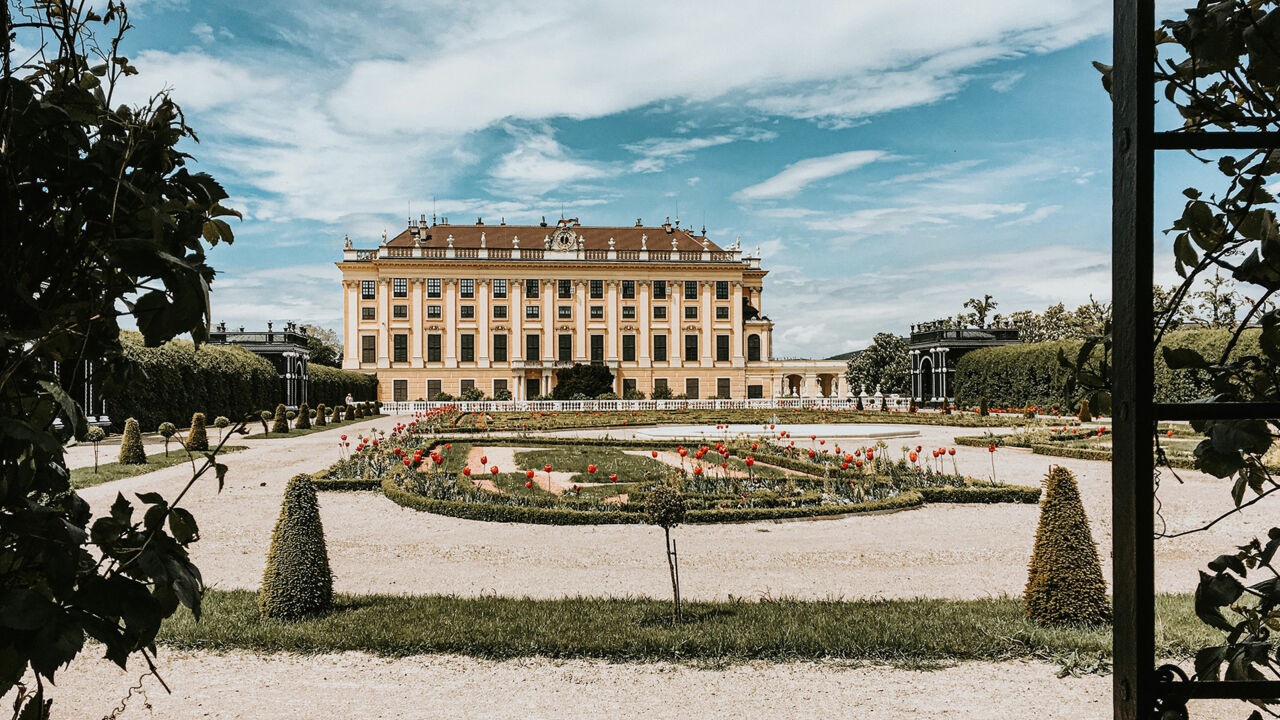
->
left=979, top=396, right=989, bottom=416
left=186, top=412, right=209, bottom=451
left=118, top=417, right=147, bottom=465
left=352, top=403, right=362, bottom=419
left=315, top=403, right=327, bottom=427
left=296, top=402, right=311, bottom=430
left=1024, top=466, right=1110, bottom=626
left=271, top=403, right=289, bottom=434
left=258, top=474, right=333, bottom=620
left=1078, top=398, right=1093, bottom=422
left=331, top=404, right=344, bottom=422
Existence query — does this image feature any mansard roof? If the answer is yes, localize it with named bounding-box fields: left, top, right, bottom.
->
left=385, top=218, right=723, bottom=253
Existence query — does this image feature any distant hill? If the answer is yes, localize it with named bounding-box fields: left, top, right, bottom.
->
left=825, top=350, right=859, bottom=361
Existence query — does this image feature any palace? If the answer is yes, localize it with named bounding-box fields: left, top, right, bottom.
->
left=338, top=216, right=846, bottom=402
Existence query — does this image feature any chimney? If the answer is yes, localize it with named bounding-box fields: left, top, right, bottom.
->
left=635, top=218, right=642, bottom=227
left=477, top=217, right=484, bottom=225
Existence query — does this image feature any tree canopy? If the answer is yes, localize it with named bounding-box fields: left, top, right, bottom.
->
left=845, top=332, right=909, bottom=395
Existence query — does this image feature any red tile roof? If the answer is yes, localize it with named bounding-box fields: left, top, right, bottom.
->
left=385, top=220, right=723, bottom=252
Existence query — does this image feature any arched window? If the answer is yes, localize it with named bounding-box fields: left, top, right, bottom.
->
left=747, top=334, right=761, bottom=361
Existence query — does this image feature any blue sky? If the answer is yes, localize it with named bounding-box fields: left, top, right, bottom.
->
left=107, top=0, right=1179, bottom=358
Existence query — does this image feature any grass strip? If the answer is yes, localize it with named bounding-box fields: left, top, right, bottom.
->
left=70, top=446, right=248, bottom=489
left=160, top=589, right=1214, bottom=666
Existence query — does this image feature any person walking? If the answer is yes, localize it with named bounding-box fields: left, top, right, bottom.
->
left=344, top=392, right=353, bottom=406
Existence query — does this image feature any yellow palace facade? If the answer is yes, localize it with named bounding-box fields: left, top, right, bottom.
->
left=338, top=216, right=846, bottom=402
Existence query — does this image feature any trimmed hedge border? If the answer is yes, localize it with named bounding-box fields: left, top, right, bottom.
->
left=919, top=486, right=1041, bottom=504
left=312, top=477, right=383, bottom=492
left=381, top=477, right=925, bottom=525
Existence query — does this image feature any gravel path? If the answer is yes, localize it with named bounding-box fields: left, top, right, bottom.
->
left=16, top=650, right=1243, bottom=720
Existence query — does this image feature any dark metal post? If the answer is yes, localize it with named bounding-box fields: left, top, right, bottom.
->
left=1112, top=0, right=1156, bottom=717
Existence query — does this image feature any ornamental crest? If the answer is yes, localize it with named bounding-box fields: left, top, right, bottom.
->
left=551, top=226, right=577, bottom=250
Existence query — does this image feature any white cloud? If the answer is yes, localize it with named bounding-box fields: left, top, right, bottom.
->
left=327, top=0, right=1110, bottom=135
left=734, top=150, right=893, bottom=201
left=991, top=71, right=1026, bottom=92
left=806, top=202, right=1027, bottom=238
left=487, top=127, right=617, bottom=197
left=624, top=127, right=776, bottom=173
left=211, top=263, right=345, bottom=336
left=999, top=204, right=1063, bottom=226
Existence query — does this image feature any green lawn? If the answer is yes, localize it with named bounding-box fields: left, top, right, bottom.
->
left=71, top=445, right=248, bottom=489
left=514, top=446, right=671, bottom=484
left=160, top=589, right=1214, bottom=668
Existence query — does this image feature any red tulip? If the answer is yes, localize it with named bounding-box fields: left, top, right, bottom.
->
left=1166, top=429, right=1174, bottom=437
left=526, top=469, right=535, bottom=479
left=463, top=467, right=472, bottom=476
left=526, top=481, right=533, bottom=488
left=745, top=457, right=755, bottom=467
left=909, top=451, right=918, bottom=463
left=988, top=444, right=997, bottom=453
left=693, top=466, right=703, bottom=476
left=544, top=464, right=552, bottom=473
left=480, top=455, right=488, bottom=464
left=841, top=462, right=849, bottom=470
left=807, top=449, right=816, bottom=458
left=855, top=459, right=863, bottom=468
left=865, top=450, right=874, bottom=461
left=948, top=448, right=956, bottom=456
left=819, top=440, right=825, bottom=445
left=769, top=424, right=775, bottom=429
left=490, top=466, right=499, bottom=475
left=445, top=443, right=452, bottom=450
left=609, top=473, right=618, bottom=482
left=679, top=448, right=688, bottom=457
left=751, top=443, right=758, bottom=451
left=915, top=445, right=922, bottom=453
left=587, top=464, right=597, bottom=473
left=652, top=450, right=659, bottom=458
left=403, top=459, right=411, bottom=466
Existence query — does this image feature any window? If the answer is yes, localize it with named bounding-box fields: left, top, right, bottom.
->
left=393, top=304, right=408, bottom=319
left=493, top=279, right=507, bottom=298
left=558, top=334, right=572, bottom=362
left=684, top=281, right=698, bottom=299
left=653, top=306, right=667, bottom=320
left=362, top=306, right=375, bottom=320
left=654, top=378, right=669, bottom=395
left=558, top=305, right=572, bottom=319
left=460, top=305, right=475, bottom=319
left=715, top=280, right=729, bottom=300
left=459, top=334, right=474, bottom=362
left=622, top=334, right=636, bottom=362
left=393, top=335, right=407, bottom=364
left=393, top=278, right=408, bottom=298
left=526, top=334, right=540, bottom=360
left=361, top=335, right=376, bottom=363
left=684, top=334, right=698, bottom=362
left=427, top=305, right=442, bottom=319
left=653, top=280, right=667, bottom=300
left=493, top=379, right=508, bottom=396
left=525, top=279, right=539, bottom=298
left=525, top=305, right=540, bottom=319
left=590, top=335, right=604, bottom=364
left=393, top=379, right=408, bottom=402
left=590, top=280, right=603, bottom=299
left=427, top=379, right=441, bottom=398
left=590, top=306, right=604, bottom=320
left=715, top=306, right=730, bottom=320
left=427, top=334, right=441, bottom=362
left=622, top=306, right=636, bottom=320
left=623, top=378, right=637, bottom=394
left=361, top=280, right=376, bottom=300
left=717, top=378, right=731, bottom=399
left=748, top=384, right=763, bottom=399
left=558, top=279, right=572, bottom=299
left=685, top=378, right=699, bottom=399
left=460, top=379, right=475, bottom=393
left=493, top=335, right=508, bottom=362
left=426, top=278, right=441, bottom=298
left=460, top=279, right=475, bottom=299
left=493, top=305, right=508, bottom=320
left=716, top=334, right=730, bottom=362
left=653, top=334, right=667, bottom=362
left=685, top=305, right=698, bottom=319
left=622, top=280, right=635, bottom=299
left=747, top=334, right=761, bottom=361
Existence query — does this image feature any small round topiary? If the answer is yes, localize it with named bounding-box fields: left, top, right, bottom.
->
left=258, top=474, right=333, bottom=621
left=271, top=403, right=289, bottom=434
left=118, top=417, right=147, bottom=465
left=214, top=415, right=230, bottom=441
left=186, top=412, right=209, bottom=451
left=296, top=402, right=312, bottom=430
left=286, top=410, right=297, bottom=421
left=645, top=483, right=687, bottom=529
left=157, top=421, right=177, bottom=456
left=1024, top=466, right=1110, bottom=626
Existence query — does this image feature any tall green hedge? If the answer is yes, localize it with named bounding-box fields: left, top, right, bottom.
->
left=953, top=328, right=1262, bottom=410
left=307, top=363, right=377, bottom=407
left=107, top=332, right=277, bottom=432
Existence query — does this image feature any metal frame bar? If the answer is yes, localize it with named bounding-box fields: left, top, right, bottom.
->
left=1115, top=1, right=1280, bottom=716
